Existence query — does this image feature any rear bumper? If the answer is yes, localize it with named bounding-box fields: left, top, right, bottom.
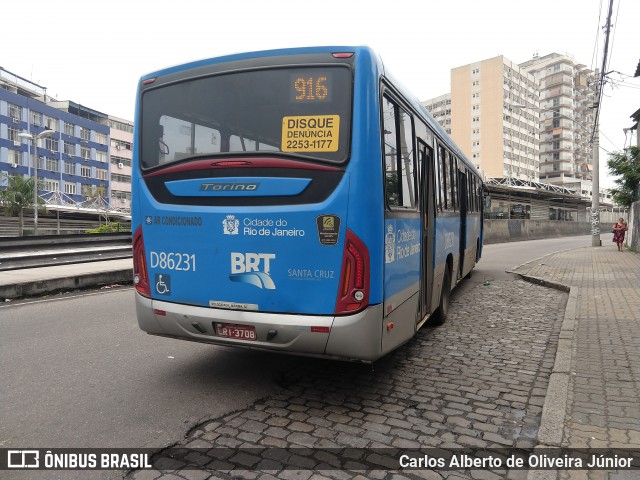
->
left=136, top=293, right=383, bottom=362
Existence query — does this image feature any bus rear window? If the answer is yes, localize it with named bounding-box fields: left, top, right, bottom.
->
left=140, top=66, right=352, bottom=169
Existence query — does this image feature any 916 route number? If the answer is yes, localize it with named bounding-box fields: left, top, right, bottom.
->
left=149, top=251, right=196, bottom=271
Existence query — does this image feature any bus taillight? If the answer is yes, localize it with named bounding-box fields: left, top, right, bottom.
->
left=133, top=226, right=151, bottom=297
left=335, top=229, right=370, bottom=314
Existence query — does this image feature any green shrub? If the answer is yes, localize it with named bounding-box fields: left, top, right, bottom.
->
left=85, top=222, right=126, bottom=233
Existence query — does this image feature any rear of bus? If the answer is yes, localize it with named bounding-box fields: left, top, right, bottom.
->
left=132, top=47, right=385, bottom=361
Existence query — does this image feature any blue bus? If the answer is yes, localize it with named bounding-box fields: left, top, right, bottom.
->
left=132, top=46, right=483, bottom=362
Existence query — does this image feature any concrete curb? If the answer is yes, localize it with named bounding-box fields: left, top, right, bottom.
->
left=0, top=269, right=133, bottom=299
left=513, top=273, right=576, bottom=480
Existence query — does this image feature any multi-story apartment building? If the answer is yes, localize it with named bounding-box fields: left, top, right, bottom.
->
left=108, top=116, right=133, bottom=211
left=422, top=93, right=452, bottom=135
left=0, top=67, right=134, bottom=214
left=0, top=68, right=109, bottom=205
left=424, top=56, right=540, bottom=182
left=519, top=53, right=596, bottom=196
left=423, top=53, right=599, bottom=200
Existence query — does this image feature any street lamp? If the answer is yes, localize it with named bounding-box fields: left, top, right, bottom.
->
left=18, top=128, right=55, bottom=235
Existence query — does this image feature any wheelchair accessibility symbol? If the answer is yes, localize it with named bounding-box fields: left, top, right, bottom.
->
left=155, top=273, right=171, bottom=295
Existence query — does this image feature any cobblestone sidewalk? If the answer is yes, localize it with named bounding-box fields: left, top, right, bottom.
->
left=512, top=244, right=640, bottom=480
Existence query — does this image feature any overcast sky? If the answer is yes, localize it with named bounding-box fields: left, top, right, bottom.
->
left=4, top=0, right=639, bottom=187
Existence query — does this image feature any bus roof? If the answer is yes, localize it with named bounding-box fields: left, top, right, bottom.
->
left=139, top=45, right=372, bottom=82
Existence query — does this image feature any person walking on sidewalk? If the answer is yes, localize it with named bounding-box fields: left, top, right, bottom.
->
left=612, top=217, right=628, bottom=252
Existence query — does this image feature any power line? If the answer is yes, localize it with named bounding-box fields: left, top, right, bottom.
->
left=591, top=0, right=604, bottom=72
left=592, top=0, right=615, bottom=142
left=607, top=0, right=621, bottom=71
left=598, top=129, right=620, bottom=151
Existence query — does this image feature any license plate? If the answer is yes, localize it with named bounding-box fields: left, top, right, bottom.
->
left=215, top=323, right=257, bottom=341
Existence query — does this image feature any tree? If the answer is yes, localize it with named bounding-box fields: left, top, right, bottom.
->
left=0, top=175, right=44, bottom=236
left=606, top=146, right=640, bottom=208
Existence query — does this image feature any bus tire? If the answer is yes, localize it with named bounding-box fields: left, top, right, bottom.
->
left=432, top=268, right=451, bottom=326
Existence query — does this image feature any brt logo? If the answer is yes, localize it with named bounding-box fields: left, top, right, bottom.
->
left=230, top=252, right=276, bottom=289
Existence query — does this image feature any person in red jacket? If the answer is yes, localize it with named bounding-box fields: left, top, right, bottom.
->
left=612, top=218, right=628, bottom=252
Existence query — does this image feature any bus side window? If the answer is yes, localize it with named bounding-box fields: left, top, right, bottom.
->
left=434, top=145, right=442, bottom=212
left=382, top=97, right=400, bottom=207
left=468, top=172, right=474, bottom=212
left=439, top=146, right=448, bottom=211
left=382, top=95, right=416, bottom=209
left=449, top=154, right=458, bottom=212
left=398, top=109, right=416, bottom=208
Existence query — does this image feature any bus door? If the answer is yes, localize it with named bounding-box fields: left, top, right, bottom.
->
left=417, top=140, right=435, bottom=322
left=458, top=169, right=468, bottom=280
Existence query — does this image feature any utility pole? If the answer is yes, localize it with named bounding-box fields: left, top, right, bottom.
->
left=590, top=67, right=601, bottom=247
left=591, top=0, right=614, bottom=246
left=591, top=108, right=601, bottom=247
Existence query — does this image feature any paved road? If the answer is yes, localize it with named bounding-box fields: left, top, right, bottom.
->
left=1, top=290, right=293, bottom=480
left=0, top=235, right=593, bottom=480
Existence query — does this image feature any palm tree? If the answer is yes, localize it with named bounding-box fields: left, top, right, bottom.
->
left=0, top=175, right=43, bottom=236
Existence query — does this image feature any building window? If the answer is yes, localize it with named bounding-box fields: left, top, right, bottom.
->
left=111, top=173, right=132, bottom=184
left=96, top=168, right=108, bottom=181
left=29, top=111, right=43, bottom=126
left=111, top=190, right=132, bottom=201
left=8, top=126, right=20, bottom=143
left=111, top=156, right=131, bottom=167
left=65, top=123, right=75, bottom=136
left=9, top=148, right=21, bottom=163
left=8, top=103, right=21, bottom=121
left=64, top=142, right=75, bottom=156
left=45, top=137, right=59, bottom=152
left=65, top=183, right=77, bottom=195
left=45, top=158, right=59, bottom=172
left=109, top=119, right=134, bottom=133
left=111, top=139, right=132, bottom=151
left=64, top=162, right=75, bottom=175
left=96, top=151, right=107, bottom=163
left=96, top=133, right=107, bottom=145
left=80, top=166, right=91, bottom=178
left=44, top=116, right=57, bottom=130
left=80, top=128, right=91, bottom=143
left=81, top=147, right=91, bottom=160
left=44, top=180, right=59, bottom=192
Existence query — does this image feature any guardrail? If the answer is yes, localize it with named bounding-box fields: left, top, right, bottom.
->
left=0, top=233, right=132, bottom=271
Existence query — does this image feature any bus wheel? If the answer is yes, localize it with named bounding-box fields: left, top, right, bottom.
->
left=432, top=268, right=451, bottom=326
